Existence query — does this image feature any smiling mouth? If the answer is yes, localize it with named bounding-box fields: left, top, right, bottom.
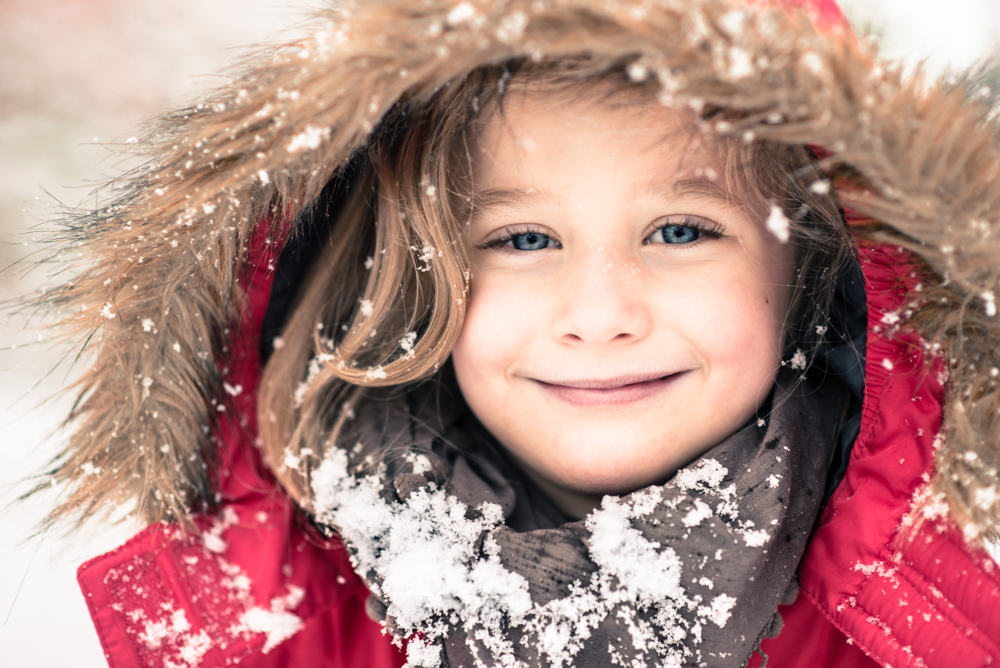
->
left=534, top=372, right=686, bottom=407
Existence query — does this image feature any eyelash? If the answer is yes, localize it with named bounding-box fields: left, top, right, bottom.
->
left=479, top=216, right=724, bottom=252
left=644, top=216, right=724, bottom=247
left=478, top=225, right=561, bottom=252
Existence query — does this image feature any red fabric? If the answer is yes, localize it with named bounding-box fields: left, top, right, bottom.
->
left=748, top=595, right=879, bottom=668
left=77, top=230, right=405, bottom=668
left=742, top=244, right=1000, bottom=668
left=748, top=0, right=851, bottom=31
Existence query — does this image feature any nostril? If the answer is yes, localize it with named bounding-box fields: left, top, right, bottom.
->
left=553, top=276, right=653, bottom=345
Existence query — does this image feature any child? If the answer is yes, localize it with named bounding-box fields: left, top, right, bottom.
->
left=41, top=0, right=1000, bottom=666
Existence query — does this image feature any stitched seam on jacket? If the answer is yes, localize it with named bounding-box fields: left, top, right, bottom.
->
left=888, top=549, right=999, bottom=659
left=798, top=583, right=892, bottom=667
left=78, top=565, right=134, bottom=668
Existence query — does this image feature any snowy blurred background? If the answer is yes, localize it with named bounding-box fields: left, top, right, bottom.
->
left=1, top=0, right=997, bottom=665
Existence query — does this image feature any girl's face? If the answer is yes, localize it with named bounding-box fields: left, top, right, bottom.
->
left=451, top=91, right=794, bottom=518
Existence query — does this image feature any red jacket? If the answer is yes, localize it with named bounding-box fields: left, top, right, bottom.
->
left=755, top=243, right=1000, bottom=667
left=78, top=234, right=1000, bottom=668
left=63, top=1, right=1000, bottom=666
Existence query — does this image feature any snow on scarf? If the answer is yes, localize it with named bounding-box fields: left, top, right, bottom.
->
left=310, top=368, right=841, bottom=668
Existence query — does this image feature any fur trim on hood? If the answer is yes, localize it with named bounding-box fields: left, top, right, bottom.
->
left=35, top=0, right=1000, bottom=544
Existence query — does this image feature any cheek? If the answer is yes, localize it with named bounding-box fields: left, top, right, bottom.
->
left=451, top=277, right=534, bottom=388
left=668, top=264, right=786, bottom=372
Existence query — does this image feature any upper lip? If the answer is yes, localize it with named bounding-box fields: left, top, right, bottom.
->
left=535, top=372, right=679, bottom=390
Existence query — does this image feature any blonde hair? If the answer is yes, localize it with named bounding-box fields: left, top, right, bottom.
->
left=258, top=59, right=851, bottom=508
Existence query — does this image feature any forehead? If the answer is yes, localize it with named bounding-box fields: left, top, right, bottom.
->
left=477, top=88, right=717, bottom=163
left=470, top=88, right=746, bottom=213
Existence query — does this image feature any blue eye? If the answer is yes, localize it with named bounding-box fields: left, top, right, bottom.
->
left=650, top=224, right=701, bottom=245
left=510, top=231, right=553, bottom=251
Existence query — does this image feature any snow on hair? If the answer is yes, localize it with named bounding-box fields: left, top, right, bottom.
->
left=258, top=60, right=851, bottom=509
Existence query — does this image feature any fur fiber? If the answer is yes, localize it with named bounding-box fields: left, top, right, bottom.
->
left=32, top=0, right=1000, bottom=545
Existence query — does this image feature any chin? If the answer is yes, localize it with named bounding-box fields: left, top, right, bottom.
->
left=547, top=457, right=669, bottom=497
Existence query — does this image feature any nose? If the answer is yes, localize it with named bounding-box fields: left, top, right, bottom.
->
left=551, top=249, right=652, bottom=346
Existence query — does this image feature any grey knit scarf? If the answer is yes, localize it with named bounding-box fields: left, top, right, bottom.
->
left=310, top=368, right=840, bottom=668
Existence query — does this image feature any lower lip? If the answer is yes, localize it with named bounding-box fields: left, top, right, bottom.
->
left=535, top=374, right=685, bottom=407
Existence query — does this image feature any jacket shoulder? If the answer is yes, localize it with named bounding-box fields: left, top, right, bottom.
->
left=792, top=244, right=1000, bottom=668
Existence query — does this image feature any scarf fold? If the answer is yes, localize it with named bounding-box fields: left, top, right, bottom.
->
left=311, top=368, right=841, bottom=668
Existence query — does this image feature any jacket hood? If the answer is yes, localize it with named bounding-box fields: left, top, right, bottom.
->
left=39, top=0, right=1000, bottom=543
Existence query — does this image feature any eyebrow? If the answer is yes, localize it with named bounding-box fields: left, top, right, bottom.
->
left=627, top=177, right=735, bottom=208
left=469, top=176, right=738, bottom=219
left=470, top=187, right=558, bottom=217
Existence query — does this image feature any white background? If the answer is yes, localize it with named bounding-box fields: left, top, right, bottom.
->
left=1, top=1, right=997, bottom=665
